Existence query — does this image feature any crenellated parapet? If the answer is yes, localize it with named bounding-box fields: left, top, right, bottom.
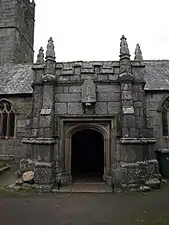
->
left=55, top=61, right=119, bottom=83
left=32, top=59, right=146, bottom=84
left=32, top=36, right=146, bottom=85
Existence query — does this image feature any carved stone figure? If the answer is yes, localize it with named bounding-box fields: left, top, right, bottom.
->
left=120, top=35, right=130, bottom=56
left=46, top=37, right=55, bottom=59
left=134, top=43, right=143, bottom=61
left=36, top=47, right=44, bottom=64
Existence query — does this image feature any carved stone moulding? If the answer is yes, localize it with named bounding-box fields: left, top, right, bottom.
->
left=22, top=138, right=56, bottom=145
left=120, top=137, right=157, bottom=144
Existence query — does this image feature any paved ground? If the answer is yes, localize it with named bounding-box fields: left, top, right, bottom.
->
left=0, top=184, right=169, bottom=225
left=1, top=167, right=169, bottom=225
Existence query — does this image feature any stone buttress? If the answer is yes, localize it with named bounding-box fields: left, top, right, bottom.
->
left=22, top=38, right=57, bottom=185
left=112, top=36, right=161, bottom=191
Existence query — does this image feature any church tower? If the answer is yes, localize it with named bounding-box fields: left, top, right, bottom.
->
left=0, top=0, right=35, bottom=64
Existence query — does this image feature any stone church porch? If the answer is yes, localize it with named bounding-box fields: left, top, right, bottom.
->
left=18, top=36, right=162, bottom=193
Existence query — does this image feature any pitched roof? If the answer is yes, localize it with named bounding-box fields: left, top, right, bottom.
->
left=0, top=64, right=33, bottom=94
left=0, top=60, right=169, bottom=94
left=144, top=60, right=169, bottom=90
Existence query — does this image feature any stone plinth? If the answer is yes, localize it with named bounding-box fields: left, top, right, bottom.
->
left=34, top=161, right=55, bottom=185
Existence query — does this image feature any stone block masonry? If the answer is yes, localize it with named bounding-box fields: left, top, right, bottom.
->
left=0, top=95, right=32, bottom=163
left=0, top=0, right=168, bottom=193
left=0, top=0, right=35, bottom=64
left=19, top=35, right=161, bottom=193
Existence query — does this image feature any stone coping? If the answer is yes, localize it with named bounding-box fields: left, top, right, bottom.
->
left=22, top=138, right=56, bottom=145
left=35, top=161, right=55, bottom=168
left=120, top=137, right=157, bottom=144
left=32, top=64, right=45, bottom=70
left=120, top=159, right=158, bottom=168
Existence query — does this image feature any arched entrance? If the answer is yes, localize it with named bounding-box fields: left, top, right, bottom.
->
left=71, top=129, right=104, bottom=182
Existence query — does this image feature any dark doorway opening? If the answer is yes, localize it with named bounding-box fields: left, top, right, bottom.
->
left=71, top=129, right=104, bottom=182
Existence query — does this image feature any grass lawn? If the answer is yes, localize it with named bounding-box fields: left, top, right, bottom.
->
left=0, top=161, right=5, bottom=168
left=0, top=160, right=10, bottom=171
left=0, top=156, right=13, bottom=168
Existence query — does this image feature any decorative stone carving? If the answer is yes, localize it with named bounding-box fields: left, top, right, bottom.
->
left=45, top=37, right=56, bottom=76
left=36, top=47, right=44, bottom=64
left=119, top=35, right=131, bottom=74
left=134, top=43, right=143, bottom=61
left=120, top=35, right=130, bottom=56
left=81, top=77, right=96, bottom=114
left=81, top=76, right=96, bottom=104
left=46, top=37, right=55, bottom=59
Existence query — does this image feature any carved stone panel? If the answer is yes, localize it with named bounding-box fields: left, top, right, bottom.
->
left=81, top=77, right=96, bottom=103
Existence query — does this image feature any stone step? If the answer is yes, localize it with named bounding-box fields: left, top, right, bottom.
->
left=52, top=183, right=113, bottom=193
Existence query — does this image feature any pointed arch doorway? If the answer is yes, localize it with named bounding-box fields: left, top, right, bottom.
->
left=71, top=129, right=104, bottom=182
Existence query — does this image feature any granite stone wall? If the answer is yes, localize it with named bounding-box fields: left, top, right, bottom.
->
left=0, top=0, right=35, bottom=64
left=145, top=91, right=169, bottom=150
left=0, top=95, right=32, bottom=162
left=0, top=28, right=15, bottom=63
left=55, top=61, right=121, bottom=116
left=55, top=84, right=121, bottom=116
left=0, top=89, right=168, bottom=164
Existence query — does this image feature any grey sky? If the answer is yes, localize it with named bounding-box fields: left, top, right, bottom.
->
left=34, top=0, right=169, bottom=62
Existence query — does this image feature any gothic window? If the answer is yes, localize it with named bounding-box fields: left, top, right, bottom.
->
left=162, top=97, right=169, bottom=136
left=0, top=100, right=16, bottom=138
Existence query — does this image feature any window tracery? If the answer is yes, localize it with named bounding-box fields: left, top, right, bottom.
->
left=0, top=100, right=16, bottom=138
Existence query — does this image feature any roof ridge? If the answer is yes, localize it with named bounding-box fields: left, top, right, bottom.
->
left=144, top=59, right=169, bottom=62
left=56, top=60, right=119, bottom=64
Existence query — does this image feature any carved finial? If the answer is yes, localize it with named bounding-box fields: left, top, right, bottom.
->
left=134, top=43, right=143, bottom=61
left=120, top=35, right=130, bottom=57
left=46, top=37, right=55, bottom=59
left=36, top=47, right=44, bottom=64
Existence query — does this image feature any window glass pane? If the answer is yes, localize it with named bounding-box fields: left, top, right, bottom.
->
left=6, top=102, right=11, bottom=112
left=164, top=98, right=169, bottom=110
left=0, top=102, right=4, bottom=112
left=0, top=113, right=1, bottom=135
left=0, top=101, right=16, bottom=137
left=2, top=112, right=7, bottom=136
left=8, top=112, right=15, bottom=137
left=162, top=110, right=168, bottom=136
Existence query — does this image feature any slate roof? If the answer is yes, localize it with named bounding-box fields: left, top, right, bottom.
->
left=0, top=60, right=169, bottom=94
left=144, top=60, right=169, bottom=90
left=0, top=64, right=33, bottom=94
